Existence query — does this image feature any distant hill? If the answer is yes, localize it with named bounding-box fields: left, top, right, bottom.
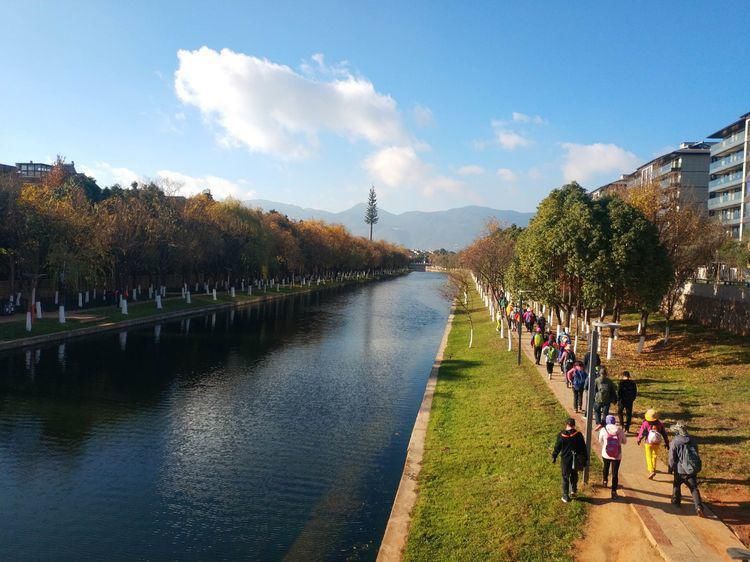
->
left=244, top=199, right=533, bottom=251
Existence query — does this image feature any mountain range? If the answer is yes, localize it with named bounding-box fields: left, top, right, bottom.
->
left=244, top=199, right=534, bottom=251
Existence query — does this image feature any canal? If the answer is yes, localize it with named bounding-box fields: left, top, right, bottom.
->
left=0, top=272, right=449, bottom=561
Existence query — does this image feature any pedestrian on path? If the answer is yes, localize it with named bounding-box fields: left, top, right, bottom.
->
left=531, top=327, right=544, bottom=365
left=668, top=421, right=705, bottom=517
left=559, top=343, right=575, bottom=376
left=536, top=313, right=547, bottom=334
left=636, top=409, right=670, bottom=479
left=598, top=414, right=626, bottom=499
left=543, top=339, right=558, bottom=379
left=593, top=366, right=618, bottom=428
left=567, top=361, right=588, bottom=412
left=617, top=371, right=638, bottom=433
left=552, top=417, right=588, bottom=503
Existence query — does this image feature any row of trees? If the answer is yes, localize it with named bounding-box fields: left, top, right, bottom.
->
left=0, top=159, right=411, bottom=304
left=455, top=181, right=741, bottom=349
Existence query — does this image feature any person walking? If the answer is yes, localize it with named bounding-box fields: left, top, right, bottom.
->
left=531, top=327, right=544, bottom=365
left=559, top=343, right=576, bottom=376
left=584, top=350, right=601, bottom=374
left=552, top=417, right=588, bottom=503
left=537, top=313, right=547, bottom=334
left=636, top=409, right=670, bottom=479
left=598, top=414, right=626, bottom=499
left=567, top=362, right=588, bottom=413
left=617, top=371, right=638, bottom=432
left=593, top=366, right=617, bottom=428
left=543, top=339, right=558, bottom=380
left=668, top=421, right=705, bottom=517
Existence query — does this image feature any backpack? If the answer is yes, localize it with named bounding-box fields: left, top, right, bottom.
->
left=605, top=429, right=621, bottom=458
left=677, top=441, right=702, bottom=475
left=595, top=379, right=612, bottom=404
left=646, top=423, right=663, bottom=445
left=533, top=333, right=543, bottom=347
left=563, top=351, right=576, bottom=372
left=545, top=345, right=557, bottom=363
left=572, top=370, right=586, bottom=390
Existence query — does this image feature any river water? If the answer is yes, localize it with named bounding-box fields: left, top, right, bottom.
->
left=0, top=272, right=449, bottom=561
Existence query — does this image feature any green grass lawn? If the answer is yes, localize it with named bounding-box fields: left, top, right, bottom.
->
left=404, top=289, right=587, bottom=562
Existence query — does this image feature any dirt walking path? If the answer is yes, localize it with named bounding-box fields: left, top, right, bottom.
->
left=517, top=331, right=745, bottom=561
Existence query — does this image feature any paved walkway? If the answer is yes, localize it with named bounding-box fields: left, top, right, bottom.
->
left=516, top=332, right=745, bottom=561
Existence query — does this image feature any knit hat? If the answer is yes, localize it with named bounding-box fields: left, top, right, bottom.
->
left=605, top=415, right=617, bottom=425
left=671, top=421, right=688, bottom=436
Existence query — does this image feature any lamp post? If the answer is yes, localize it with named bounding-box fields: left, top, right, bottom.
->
left=516, top=290, right=529, bottom=366
left=583, top=320, right=620, bottom=483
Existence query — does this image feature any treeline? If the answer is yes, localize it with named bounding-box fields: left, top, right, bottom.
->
left=450, top=181, right=741, bottom=349
left=0, top=160, right=411, bottom=301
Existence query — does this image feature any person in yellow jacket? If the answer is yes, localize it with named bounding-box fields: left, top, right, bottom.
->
left=636, top=409, right=670, bottom=479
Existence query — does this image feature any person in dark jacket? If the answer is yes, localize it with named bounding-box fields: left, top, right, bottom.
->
left=584, top=350, right=601, bottom=374
left=617, top=371, right=638, bottom=432
left=593, top=367, right=617, bottom=428
left=552, top=418, right=588, bottom=503
left=668, top=422, right=705, bottom=517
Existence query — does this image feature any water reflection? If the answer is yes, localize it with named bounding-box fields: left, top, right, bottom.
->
left=0, top=273, right=449, bottom=561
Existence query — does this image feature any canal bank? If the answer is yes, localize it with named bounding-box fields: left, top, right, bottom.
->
left=0, top=272, right=406, bottom=353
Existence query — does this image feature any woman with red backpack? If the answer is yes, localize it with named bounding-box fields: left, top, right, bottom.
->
left=636, top=409, right=670, bottom=479
left=598, top=414, right=626, bottom=499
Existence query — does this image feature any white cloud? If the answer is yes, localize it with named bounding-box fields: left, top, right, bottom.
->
left=174, top=47, right=410, bottom=159
left=457, top=165, right=485, bottom=176
left=512, top=111, right=546, bottom=125
left=413, top=104, right=435, bottom=127
left=363, top=145, right=469, bottom=198
left=496, top=168, right=516, bottom=181
left=561, top=142, right=640, bottom=183
left=156, top=170, right=255, bottom=200
left=80, top=162, right=141, bottom=187
left=495, top=129, right=531, bottom=150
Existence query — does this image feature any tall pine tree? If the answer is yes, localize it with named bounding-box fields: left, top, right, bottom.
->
left=364, top=185, right=379, bottom=241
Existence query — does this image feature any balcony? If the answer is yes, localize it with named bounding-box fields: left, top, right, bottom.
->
left=721, top=215, right=742, bottom=226
left=710, top=151, right=745, bottom=174
left=708, top=170, right=744, bottom=191
left=711, top=129, right=746, bottom=156
left=658, top=162, right=679, bottom=177
left=708, top=191, right=742, bottom=210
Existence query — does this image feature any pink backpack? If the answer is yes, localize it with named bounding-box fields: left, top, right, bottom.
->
left=605, top=429, right=621, bottom=458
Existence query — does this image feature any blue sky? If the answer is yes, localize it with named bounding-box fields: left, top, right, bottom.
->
left=1, top=1, right=748, bottom=213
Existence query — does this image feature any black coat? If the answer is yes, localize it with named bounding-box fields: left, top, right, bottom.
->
left=618, top=379, right=638, bottom=404
left=552, top=429, right=588, bottom=466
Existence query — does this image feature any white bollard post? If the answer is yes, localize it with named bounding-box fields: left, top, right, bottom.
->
left=121, top=300, right=128, bottom=315
left=58, top=305, right=66, bottom=324
left=248, top=286, right=252, bottom=296
left=181, top=287, right=185, bottom=299
left=36, top=301, right=42, bottom=319
left=85, top=291, right=90, bottom=304
left=133, top=288, right=137, bottom=301
left=54, top=291, right=59, bottom=305
left=186, top=291, right=191, bottom=304
left=156, top=295, right=162, bottom=310
left=26, top=311, right=32, bottom=332
left=212, top=289, right=217, bottom=301
left=231, top=287, right=236, bottom=298
left=78, top=292, right=83, bottom=308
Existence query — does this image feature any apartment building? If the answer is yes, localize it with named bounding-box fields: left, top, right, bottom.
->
left=591, top=142, right=711, bottom=204
left=706, top=112, right=750, bottom=240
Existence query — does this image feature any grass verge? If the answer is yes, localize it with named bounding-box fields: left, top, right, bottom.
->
left=404, top=289, right=587, bottom=562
